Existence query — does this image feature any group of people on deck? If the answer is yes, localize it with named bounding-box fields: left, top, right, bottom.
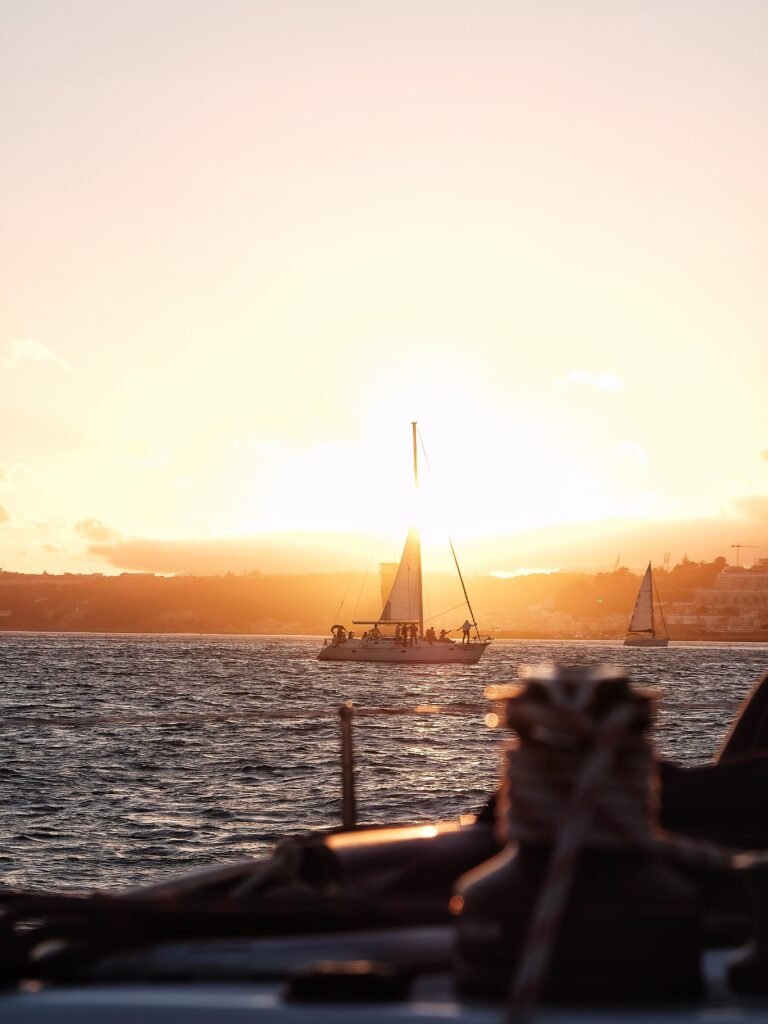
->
left=333, top=620, right=473, bottom=645
left=423, top=626, right=453, bottom=644
left=394, top=623, right=419, bottom=645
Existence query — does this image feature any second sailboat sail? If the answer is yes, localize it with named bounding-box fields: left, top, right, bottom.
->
left=624, top=562, right=669, bottom=647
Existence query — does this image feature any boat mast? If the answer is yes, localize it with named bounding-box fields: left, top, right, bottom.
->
left=412, top=421, right=424, bottom=637
left=649, top=563, right=655, bottom=637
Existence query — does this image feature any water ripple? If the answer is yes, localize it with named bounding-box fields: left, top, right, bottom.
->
left=1, top=633, right=766, bottom=891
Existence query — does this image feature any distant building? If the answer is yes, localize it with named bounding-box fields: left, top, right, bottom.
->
left=668, top=559, right=768, bottom=632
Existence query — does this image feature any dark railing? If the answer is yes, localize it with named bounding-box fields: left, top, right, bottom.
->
left=337, top=700, right=490, bottom=828
left=1, top=700, right=491, bottom=830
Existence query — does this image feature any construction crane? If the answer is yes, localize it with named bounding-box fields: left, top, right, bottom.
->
left=731, top=543, right=759, bottom=567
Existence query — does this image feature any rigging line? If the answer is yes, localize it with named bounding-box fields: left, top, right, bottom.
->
left=332, top=542, right=369, bottom=622
left=417, top=426, right=434, bottom=477
left=418, top=426, right=481, bottom=640
left=424, top=601, right=470, bottom=624
left=449, top=537, right=481, bottom=639
left=351, top=549, right=374, bottom=620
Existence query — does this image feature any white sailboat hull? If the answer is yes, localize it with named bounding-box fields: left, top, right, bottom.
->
left=623, top=635, right=669, bottom=648
left=318, top=638, right=490, bottom=664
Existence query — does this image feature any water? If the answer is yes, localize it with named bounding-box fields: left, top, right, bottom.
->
left=1, top=633, right=766, bottom=892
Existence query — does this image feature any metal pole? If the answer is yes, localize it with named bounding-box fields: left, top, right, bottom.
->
left=339, top=701, right=357, bottom=828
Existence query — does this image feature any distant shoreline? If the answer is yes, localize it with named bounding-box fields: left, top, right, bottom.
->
left=1, top=560, right=765, bottom=642
left=2, top=627, right=767, bottom=644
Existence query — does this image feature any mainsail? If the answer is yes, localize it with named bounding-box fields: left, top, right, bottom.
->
left=628, top=563, right=654, bottom=633
left=379, top=527, right=423, bottom=627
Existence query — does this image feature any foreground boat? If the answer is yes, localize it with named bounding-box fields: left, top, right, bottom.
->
left=624, top=561, right=670, bottom=646
left=319, top=422, right=490, bottom=664
left=5, top=664, right=768, bottom=1022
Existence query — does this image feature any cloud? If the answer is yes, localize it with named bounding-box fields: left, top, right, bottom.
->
left=2, top=338, right=71, bottom=370
left=75, top=518, right=121, bottom=542
left=86, top=502, right=768, bottom=578
left=0, top=505, right=9, bottom=525
left=560, top=370, right=623, bottom=393
left=615, top=441, right=649, bottom=464
left=83, top=489, right=768, bottom=577
left=42, top=543, right=58, bottom=553
left=87, top=532, right=387, bottom=575
left=761, top=450, right=768, bottom=462
left=730, top=495, right=768, bottom=523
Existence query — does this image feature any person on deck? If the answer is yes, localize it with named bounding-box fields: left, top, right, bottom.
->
left=425, top=626, right=436, bottom=645
left=460, top=620, right=472, bottom=644
left=370, top=624, right=381, bottom=639
left=409, top=623, right=418, bottom=646
left=438, top=629, right=451, bottom=642
left=395, top=624, right=402, bottom=641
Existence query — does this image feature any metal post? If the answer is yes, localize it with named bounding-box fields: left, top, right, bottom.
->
left=339, top=701, right=357, bottom=828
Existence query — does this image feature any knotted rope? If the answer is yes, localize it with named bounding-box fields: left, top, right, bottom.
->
left=502, top=688, right=768, bottom=1023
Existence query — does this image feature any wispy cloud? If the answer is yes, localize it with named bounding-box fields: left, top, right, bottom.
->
left=0, top=505, right=9, bottom=525
left=615, top=441, right=649, bottom=464
left=731, top=495, right=768, bottom=522
left=75, top=518, right=120, bottom=542
left=559, top=370, right=623, bottom=393
left=761, top=450, right=768, bottom=462
left=2, top=338, right=71, bottom=370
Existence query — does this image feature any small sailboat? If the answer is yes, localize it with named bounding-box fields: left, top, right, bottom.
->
left=318, top=423, right=490, bottom=664
left=623, top=562, right=669, bottom=647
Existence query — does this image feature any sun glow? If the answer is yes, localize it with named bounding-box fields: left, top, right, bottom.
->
left=2, top=3, right=766, bottom=576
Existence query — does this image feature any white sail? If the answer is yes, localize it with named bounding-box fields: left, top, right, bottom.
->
left=379, top=527, right=423, bottom=625
left=379, top=562, right=399, bottom=608
left=318, top=422, right=489, bottom=663
left=628, top=563, right=654, bottom=633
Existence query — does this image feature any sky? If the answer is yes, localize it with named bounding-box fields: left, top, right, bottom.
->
left=2, top=0, right=767, bottom=577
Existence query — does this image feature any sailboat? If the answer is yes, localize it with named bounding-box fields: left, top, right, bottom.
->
left=623, top=561, right=669, bottom=647
left=318, top=423, right=490, bottom=664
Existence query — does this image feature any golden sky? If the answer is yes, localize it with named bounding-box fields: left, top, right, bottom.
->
left=2, top=1, right=767, bottom=576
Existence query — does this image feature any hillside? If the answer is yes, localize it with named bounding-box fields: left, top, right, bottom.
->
left=0, top=558, right=747, bottom=639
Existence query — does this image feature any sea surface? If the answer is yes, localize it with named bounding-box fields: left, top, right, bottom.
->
left=1, top=633, right=767, bottom=893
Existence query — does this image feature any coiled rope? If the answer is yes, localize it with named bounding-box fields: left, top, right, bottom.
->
left=503, top=692, right=768, bottom=1023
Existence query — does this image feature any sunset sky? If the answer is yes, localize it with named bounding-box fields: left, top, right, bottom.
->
left=2, top=1, right=767, bottom=577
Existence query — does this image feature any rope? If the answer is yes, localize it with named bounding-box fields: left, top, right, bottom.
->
left=424, top=602, right=467, bottom=624
left=332, top=543, right=371, bottom=623
left=506, top=703, right=641, bottom=1022
left=416, top=426, right=478, bottom=634
left=502, top=693, right=768, bottom=1023
left=351, top=550, right=374, bottom=620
